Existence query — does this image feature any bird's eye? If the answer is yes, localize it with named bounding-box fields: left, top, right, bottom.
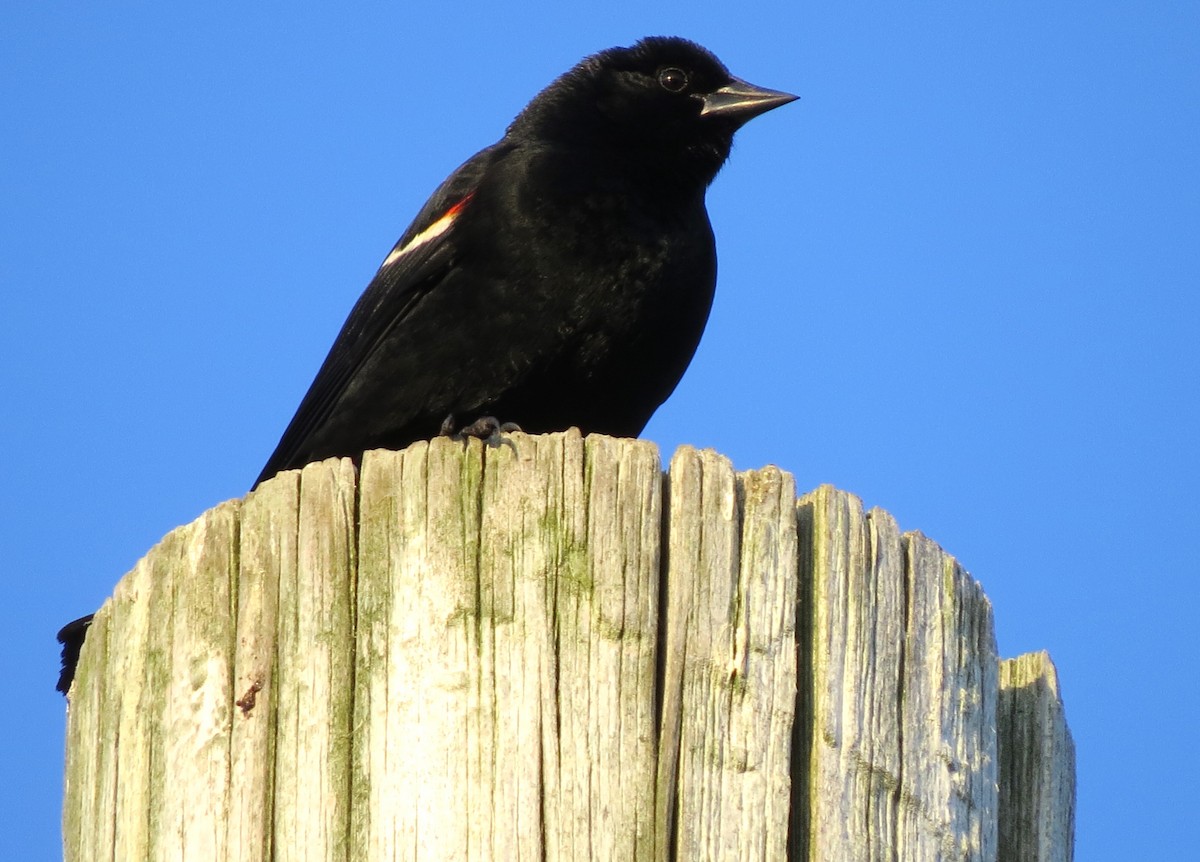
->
left=657, top=67, right=689, bottom=93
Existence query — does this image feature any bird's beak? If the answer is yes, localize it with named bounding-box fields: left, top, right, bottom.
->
left=699, top=77, right=798, bottom=123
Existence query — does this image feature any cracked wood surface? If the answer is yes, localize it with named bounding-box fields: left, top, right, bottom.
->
left=62, top=432, right=1073, bottom=861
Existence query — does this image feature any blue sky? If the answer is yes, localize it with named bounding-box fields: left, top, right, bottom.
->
left=3, top=3, right=1197, bottom=859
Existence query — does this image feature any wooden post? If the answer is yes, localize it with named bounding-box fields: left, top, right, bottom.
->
left=62, top=432, right=1075, bottom=861
left=998, top=652, right=1076, bottom=862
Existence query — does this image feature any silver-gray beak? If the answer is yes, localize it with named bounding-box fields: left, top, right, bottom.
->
left=699, top=77, right=798, bottom=124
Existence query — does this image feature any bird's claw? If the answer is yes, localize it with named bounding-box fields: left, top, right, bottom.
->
left=441, top=414, right=522, bottom=445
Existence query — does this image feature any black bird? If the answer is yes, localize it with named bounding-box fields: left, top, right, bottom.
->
left=256, top=35, right=795, bottom=485
left=58, top=36, right=795, bottom=694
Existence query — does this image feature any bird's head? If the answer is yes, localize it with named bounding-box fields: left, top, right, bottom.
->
left=509, top=37, right=796, bottom=191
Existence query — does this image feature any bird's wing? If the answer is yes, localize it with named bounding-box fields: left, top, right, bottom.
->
left=254, top=143, right=507, bottom=486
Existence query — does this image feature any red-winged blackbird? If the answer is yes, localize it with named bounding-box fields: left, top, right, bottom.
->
left=255, top=35, right=795, bottom=486
left=57, top=37, right=795, bottom=693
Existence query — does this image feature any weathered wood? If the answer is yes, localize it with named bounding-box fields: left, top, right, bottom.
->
left=227, top=466, right=296, bottom=862
left=351, top=433, right=664, bottom=860
left=797, top=486, right=998, bottom=862
left=158, top=497, right=241, bottom=860
left=660, top=447, right=798, bottom=861
left=62, top=433, right=1073, bottom=861
left=999, top=652, right=1076, bottom=862
left=64, top=497, right=241, bottom=862
left=276, top=459, right=358, bottom=862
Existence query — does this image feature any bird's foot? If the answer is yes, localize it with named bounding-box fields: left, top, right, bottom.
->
left=440, top=414, right=522, bottom=445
